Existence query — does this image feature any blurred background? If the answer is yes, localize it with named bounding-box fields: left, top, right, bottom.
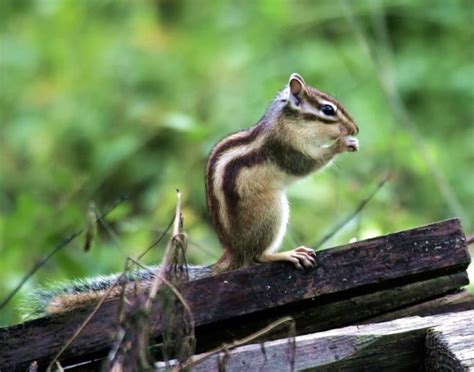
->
left=0, top=0, right=472, bottom=325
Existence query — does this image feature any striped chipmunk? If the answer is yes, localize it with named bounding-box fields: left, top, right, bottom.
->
left=22, top=73, right=358, bottom=318
left=207, top=73, right=359, bottom=271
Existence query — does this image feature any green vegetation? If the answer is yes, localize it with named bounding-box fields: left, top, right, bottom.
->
left=1, top=0, right=473, bottom=325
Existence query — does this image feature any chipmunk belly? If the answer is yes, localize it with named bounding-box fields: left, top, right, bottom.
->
left=264, top=193, right=289, bottom=254
left=222, top=163, right=292, bottom=265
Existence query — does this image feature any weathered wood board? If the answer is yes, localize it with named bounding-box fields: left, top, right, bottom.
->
left=157, top=310, right=474, bottom=372
left=0, top=218, right=470, bottom=370
left=425, top=312, right=474, bottom=371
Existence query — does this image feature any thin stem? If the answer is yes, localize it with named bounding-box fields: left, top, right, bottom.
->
left=176, top=316, right=295, bottom=371
left=0, top=196, right=128, bottom=312
left=339, top=0, right=468, bottom=225
left=46, top=207, right=175, bottom=370
left=46, top=258, right=134, bottom=372
left=314, top=173, right=391, bottom=248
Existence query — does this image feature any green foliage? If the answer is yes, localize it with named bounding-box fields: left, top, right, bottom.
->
left=1, top=0, right=473, bottom=325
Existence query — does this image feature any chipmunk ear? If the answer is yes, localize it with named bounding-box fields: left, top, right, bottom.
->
left=288, top=73, right=305, bottom=96
left=287, top=73, right=305, bottom=107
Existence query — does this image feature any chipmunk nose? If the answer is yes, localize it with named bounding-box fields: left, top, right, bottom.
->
left=340, top=121, right=358, bottom=136
left=352, top=123, right=359, bottom=135
left=347, top=121, right=359, bottom=136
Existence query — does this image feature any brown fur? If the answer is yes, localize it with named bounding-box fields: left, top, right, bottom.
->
left=45, top=282, right=150, bottom=314
left=206, top=74, right=358, bottom=271
left=205, top=124, right=267, bottom=251
left=46, top=287, right=120, bottom=314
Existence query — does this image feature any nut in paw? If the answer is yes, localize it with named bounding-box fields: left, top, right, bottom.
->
left=343, top=136, right=359, bottom=152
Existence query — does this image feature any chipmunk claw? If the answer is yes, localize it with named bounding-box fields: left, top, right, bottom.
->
left=290, top=246, right=317, bottom=269
left=259, top=247, right=317, bottom=270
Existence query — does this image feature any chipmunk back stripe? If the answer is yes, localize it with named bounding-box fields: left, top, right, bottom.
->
left=222, top=150, right=267, bottom=218
left=206, top=132, right=252, bottom=248
left=207, top=122, right=267, bottom=174
left=206, top=121, right=268, bottom=247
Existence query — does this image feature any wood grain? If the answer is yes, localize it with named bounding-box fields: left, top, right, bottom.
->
left=157, top=310, right=474, bottom=371
left=425, top=312, right=474, bottom=371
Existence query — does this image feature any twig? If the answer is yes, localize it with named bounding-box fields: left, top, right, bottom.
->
left=152, top=228, right=216, bottom=258
left=83, top=202, right=98, bottom=252
left=0, top=195, right=128, bottom=312
left=46, top=211, right=175, bottom=370
left=121, top=257, right=195, bottom=331
left=106, top=190, right=191, bottom=370
left=147, top=190, right=183, bottom=309
left=175, top=316, right=295, bottom=371
left=138, top=215, right=175, bottom=260
left=314, top=173, right=391, bottom=248
left=0, top=233, right=82, bottom=313
left=155, top=274, right=194, bottom=329
left=339, top=0, right=468, bottom=226
left=95, top=203, right=125, bottom=255
left=466, top=234, right=474, bottom=246
left=46, top=259, right=134, bottom=371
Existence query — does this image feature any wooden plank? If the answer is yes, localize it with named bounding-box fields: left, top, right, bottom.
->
left=362, top=289, right=474, bottom=325
left=193, top=272, right=471, bottom=352
left=157, top=310, right=474, bottom=372
left=0, top=218, right=470, bottom=370
left=25, top=273, right=472, bottom=371
left=425, top=314, right=474, bottom=371
left=182, top=218, right=469, bottom=326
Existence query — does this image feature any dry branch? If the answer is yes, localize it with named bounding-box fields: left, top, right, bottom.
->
left=0, top=196, right=127, bottom=312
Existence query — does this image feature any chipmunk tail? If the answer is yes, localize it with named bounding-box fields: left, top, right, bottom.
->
left=20, top=266, right=161, bottom=320
left=20, top=265, right=213, bottom=320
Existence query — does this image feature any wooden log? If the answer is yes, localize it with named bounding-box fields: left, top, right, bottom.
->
left=425, top=313, right=474, bottom=371
left=157, top=310, right=474, bottom=372
left=0, top=218, right=470, bottom=370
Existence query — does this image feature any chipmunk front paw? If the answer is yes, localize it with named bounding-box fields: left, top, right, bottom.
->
left=338, top=136, right=359, bottom=153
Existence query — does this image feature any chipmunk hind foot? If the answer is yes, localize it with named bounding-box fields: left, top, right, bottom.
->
left=259, top=247, right=316, bottom=270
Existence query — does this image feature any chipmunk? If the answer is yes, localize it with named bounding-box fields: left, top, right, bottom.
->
left=22, top=73, right=358, bottom=319
left=206, top=73, right=358, bottom=271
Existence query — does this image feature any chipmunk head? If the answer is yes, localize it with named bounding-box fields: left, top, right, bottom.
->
left=270, top=73, right=358, bottom=152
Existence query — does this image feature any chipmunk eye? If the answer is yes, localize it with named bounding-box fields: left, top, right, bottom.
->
left=321, top=104, right=336, bottom=116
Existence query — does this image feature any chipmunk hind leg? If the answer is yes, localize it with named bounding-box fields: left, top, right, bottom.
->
left=218, top=195, right=282, bottom=270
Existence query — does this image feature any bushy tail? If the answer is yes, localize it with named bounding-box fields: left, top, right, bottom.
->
left=21, top=265, right=212, bottom=320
